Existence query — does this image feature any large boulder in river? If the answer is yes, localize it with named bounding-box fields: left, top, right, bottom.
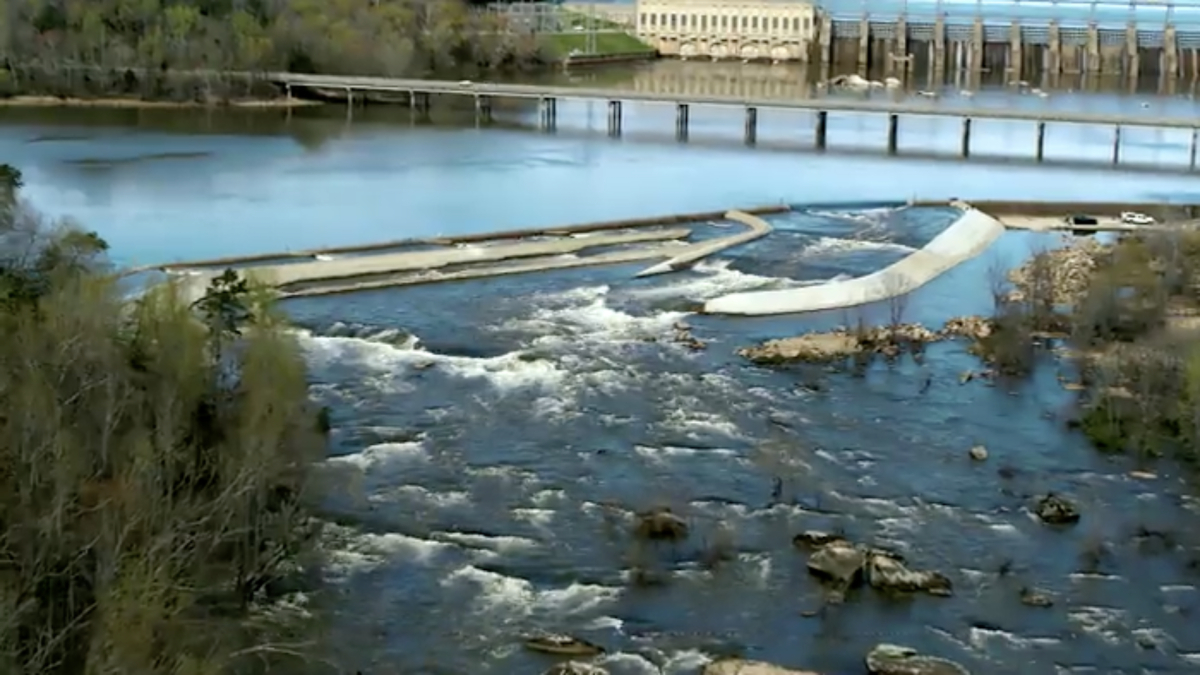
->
left=865, top=551, right=953, bottom=597
left=739, top=332, right=861, bottom=364
left=543, top=662, right=609, bottom=675
left=704, top=658, right=821, bottom=674
left=524, top=634, right=604, bottom=656
left=806, top=539, right=865, bottom=588
left=865, top=644, right=970, bottom=675
left=1034, top=493, right=1080, bottom=525
left=792, top=530, right=845, bottom=548
left=634, top=507, right=689, bottom=541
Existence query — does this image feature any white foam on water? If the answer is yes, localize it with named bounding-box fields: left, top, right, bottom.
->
left=512, top=507, right=556, bottom=527
left=374, top=484, right=472, bottom=508
left=1067, top=606, right=1128, bottom=645
left=634, top=445, right=739, bottom=462
left=440, top=565, right=621, bottom=617
left=807, top=207, right=899, bottom=224
left=322, top=524, right=457, bottom=577
left=298, top=330, right=568, bottom=393
left=597, top=652, right=660, bottom=674
left=324, top=440, right=427, bottom=470
left=626, top=259, right=792, bottom=302
left=662, top=649, right=715, bottom=673
left=502, top=284, right=689, bottom=347
left=432, top=531, right=541, bottom=555
left=968, top=626, right=1063, bottom=652
left=804, top=236, right=918, bottom=256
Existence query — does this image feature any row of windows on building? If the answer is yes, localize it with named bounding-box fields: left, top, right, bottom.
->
left=639, top=12, right=812, bottom=33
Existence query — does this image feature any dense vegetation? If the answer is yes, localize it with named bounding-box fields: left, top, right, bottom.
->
left=0, top=0, right=546, bottom=101
left=0, top=164, right=325, bottom=674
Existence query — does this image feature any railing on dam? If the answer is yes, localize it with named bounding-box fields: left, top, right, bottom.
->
left=820, top=0, right=1200, bottom=30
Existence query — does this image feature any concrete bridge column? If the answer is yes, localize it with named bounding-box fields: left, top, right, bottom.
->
left=1190, top=128, right=1198, bottom=171
left=1164, top=26, right=1179, bottom=80
left=675, top=103, right=690, bottom=141
left=960, top=117, right=972, bottom=158
left=858, top=17, right=870, bottom=74
left=815, top=111, right=828, bottom=150
left=744, top=107, right=758, bottom=145
left=886, top=113, right=899, bottom=155
left=1047, top=22, right=1061, bottom=77
left=1086, top=23, right=1100, bottom=74
left=1009, top=21, right=1023, bottom=81
left=474, top=95, right=493, bottom=125
left=1035, top=121, right=1046, bottom=162
left=607, top=100, right=622, bottom=137
left=539, top=97, right=558, bottom=131
left=1112, top=126, right=1122, bottom=165
left=1125, top=22, right=1139, bottom=81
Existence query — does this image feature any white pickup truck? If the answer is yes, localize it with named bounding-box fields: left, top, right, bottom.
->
left=1120, top=211, right=1155, bottom=226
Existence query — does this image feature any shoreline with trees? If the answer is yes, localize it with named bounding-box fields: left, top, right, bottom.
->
left=0, top=164, right=327, bottom=674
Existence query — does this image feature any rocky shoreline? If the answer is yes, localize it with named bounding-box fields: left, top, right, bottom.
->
left=739, top=316, right=994, bottom=364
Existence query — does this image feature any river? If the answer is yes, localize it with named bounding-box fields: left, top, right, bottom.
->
left=2, top=61, right=1199, bottom=674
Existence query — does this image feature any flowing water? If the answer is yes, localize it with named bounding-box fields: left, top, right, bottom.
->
left=3, top=65, right=1200, bottom=674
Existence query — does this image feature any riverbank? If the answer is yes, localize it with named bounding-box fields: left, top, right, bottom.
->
left=0, top=94, right=324, bottom=109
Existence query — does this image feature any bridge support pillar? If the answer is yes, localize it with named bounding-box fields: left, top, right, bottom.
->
left=1190, top=129, right=1197, bottom=171
left=675, top=103, right=690, bottom=141
left=960, top=118, right=972, bottom=158
left=1047, top=22, right=1061, bottom=78
left=815, top=111, right=828, bottom=150
left=539, top=97, right=557, bottom=131
left=1111, top=126, right=1121, bottom=165
left=1009, top=21, right=1022, bottom=82
left=474, top=95, right=492, bottom=125
left=886, top=113, right=898, bottom=155
left=744, top=107, right=758, bottom=146
left=1086, top=23, right=1101, bottom=74
left=1035, top=121, right=1046, bottom=162
left=1164, top=26, right=1179, bottom=80
left=1125, top=22, right=1139, bottom=83
left=607, top=100, right=622, bottom=137
left=858, top=17, right=870, bottom=75
left=409, top=91, right=431, bottom=120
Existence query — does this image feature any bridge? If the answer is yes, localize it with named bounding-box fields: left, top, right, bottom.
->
left=270, top=72, right=1200, bottom=169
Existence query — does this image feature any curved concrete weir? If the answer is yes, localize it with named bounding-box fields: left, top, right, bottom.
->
left=703, top=206, right=1006, bottom=316
left=635, top=210, right=774, bottom=278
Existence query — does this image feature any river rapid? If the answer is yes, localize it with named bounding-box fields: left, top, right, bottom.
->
left=3, top=62, right=1200, bottom=674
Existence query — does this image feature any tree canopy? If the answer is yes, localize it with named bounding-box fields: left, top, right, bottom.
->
left=0, top=164, right=326, bottom=674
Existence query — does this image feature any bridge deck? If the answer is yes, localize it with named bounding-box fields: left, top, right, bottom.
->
left=271, top=73, right=1200, bottom=129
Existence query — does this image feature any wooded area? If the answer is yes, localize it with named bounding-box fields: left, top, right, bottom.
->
left=0, top=0, right=547, bottom=100
left=0, top=165, right=328, bottom=674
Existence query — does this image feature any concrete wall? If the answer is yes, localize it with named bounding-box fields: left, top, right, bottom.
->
left=703, top=207, right=1006, bottom=316
left=636, top=0, right=817, bottom=61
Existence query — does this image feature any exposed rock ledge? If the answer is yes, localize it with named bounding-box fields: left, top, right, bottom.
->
left=740, top=317, right=993, bottom=364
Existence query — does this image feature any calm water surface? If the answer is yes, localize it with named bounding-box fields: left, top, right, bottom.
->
left=2, top=70, right=1200, bottom=674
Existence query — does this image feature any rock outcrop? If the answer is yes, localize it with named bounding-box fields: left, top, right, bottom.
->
left=634, top=507, right=689, bottom=541
left=865, top=644, right=970, bottom=675
left=1034, top=493, right=1080, bottom=525
left=524, top=635, right=605, bottom=656
left=740, top=316, right=997, bottom=364
left=703, top=658, right=820, bottom=674
left=1007, top=240, right=1106, bottom=306
left=803, top=537, right=952, bottom=599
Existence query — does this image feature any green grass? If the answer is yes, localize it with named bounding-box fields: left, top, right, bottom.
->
left=539, top=32, right=654, bottom=58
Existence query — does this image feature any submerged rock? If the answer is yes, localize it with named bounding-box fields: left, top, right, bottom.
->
left=524, top=634, right=604, bottom=656
left=704, top=658, right=820, bottom=674
left=543, top=662, right=609, bottom=675
left=792, top=530, right=845, bottom=548
left=968, top=445, right=988, bottom=461
left=865, top=643, right=970, bottom=675
left=634, top=507, right=689, bottom=541
left=865, top=552, right=953, bottom=596
left=1019, top=586, right=1054, bottom=608
left=1035, top=493, right=1081, bottom=525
